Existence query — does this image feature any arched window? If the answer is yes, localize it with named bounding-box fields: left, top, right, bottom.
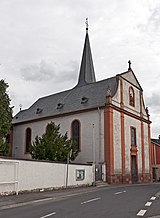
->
left=129, top=87, right=135, bottom=107
left=71, top=120, right=80, bottom=150
left=25, top=128, right=32, bottom=153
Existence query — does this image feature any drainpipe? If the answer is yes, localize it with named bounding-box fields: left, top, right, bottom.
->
left=98, top=107, right=101, bottom=163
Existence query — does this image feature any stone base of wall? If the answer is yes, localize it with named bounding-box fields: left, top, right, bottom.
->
left=107, top=173, right=152, bottom=184
left=138, top=173, right=152, bottom=183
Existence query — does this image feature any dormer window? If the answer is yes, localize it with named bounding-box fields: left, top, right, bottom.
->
left=36, top=108, right=43, bottom=114
left=81, top=96, right=88, bottom=104
left=129, top=87, right=135, bottom=107
left=57, top=103, right=63, bottom=109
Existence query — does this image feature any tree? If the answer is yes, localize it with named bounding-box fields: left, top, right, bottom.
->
left=0, top=80, right=13, bottom=156
left=30, top=122, right=79, bottom=162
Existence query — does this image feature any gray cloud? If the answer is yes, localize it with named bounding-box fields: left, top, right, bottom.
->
left=21, top=60, right=78, bottom=83
left=59, top=61, right=79, bottom=82
left=145, top=92, right=160, bottom=114
left=145, top=91, right=160, bottom=138
left=21, top=60, right=55, bottom=82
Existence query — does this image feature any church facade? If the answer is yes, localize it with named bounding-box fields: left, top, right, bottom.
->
left=12, top=27, right=152, bottom=184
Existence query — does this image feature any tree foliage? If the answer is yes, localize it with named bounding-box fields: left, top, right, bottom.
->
left=30, top=122, right=79, bottom=162
left=0, top=80, right=13, bottom=156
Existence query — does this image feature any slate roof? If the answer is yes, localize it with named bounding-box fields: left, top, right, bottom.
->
left=13, top=76, right=118, bottom=124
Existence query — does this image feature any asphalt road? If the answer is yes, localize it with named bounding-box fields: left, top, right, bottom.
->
left=0, top=183, right=159, bottom=218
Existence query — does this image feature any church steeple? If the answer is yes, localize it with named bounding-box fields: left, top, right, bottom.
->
left=77, top=18, right=96, bottom=87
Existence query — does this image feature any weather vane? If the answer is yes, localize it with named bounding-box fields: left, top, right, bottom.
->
left=85, top=18, right=89, bottom=32
left=19, top=104, right=22, bottom=111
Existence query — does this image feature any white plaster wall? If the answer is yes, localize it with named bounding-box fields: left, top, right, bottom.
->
left=13, top=110, right=105, bottom=165
left=18, top=161, right=66, bottom=190
left=124, top=115, right=142, bottom=173
left=121, top=71, right=140, bottom=88
left=0, top=160, right=18, bottom=193
left=113, top=110, right=122, bottom=173
left=0, top=158, right=93, bottom=194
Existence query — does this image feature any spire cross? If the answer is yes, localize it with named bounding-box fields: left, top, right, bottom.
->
left=85, top=18, right=89, bottom=32
left=128, top=60, right=131, bottom=70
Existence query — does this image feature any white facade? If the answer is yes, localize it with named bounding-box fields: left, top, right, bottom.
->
left=13, top=110, right=105, bottom=165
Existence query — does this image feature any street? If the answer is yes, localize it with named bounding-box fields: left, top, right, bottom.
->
left=0, top=183, right=159, bottom=218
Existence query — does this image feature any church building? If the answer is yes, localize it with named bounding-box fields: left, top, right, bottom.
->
left=12, top=24, right=152, bottom=184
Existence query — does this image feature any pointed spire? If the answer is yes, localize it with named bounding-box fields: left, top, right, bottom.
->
left=77, top=18, right=96, bottom=87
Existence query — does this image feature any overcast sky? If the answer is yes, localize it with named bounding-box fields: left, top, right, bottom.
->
left=0, top=0, right=160, bottom=138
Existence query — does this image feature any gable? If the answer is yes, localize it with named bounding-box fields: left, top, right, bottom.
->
left=113, top=70, right=148, bottom=119
left=120, top=70, right=142, bottom=90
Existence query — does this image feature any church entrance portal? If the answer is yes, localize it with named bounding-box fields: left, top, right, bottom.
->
left=131, top=155, right=138, bottom=183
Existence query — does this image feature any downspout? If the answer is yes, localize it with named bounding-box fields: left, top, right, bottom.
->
left=154, top=144, right=156, bottom=166
left=98, top=107, right=101, bottom=163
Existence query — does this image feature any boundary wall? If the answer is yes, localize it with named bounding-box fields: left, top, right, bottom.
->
left=0, top=158, right=93, bottom=195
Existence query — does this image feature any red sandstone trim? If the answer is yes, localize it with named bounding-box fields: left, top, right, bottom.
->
left=141, top=121, right=145, bottom=178
left=148, top=123, right=152, bottom=180
left=104, top=100, right=114, bottom=183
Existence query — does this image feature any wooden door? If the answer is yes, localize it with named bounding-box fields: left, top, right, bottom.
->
left=131, top=155, right=138, bottom=183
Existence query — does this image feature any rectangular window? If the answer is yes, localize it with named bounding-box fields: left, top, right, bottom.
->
left=131, top=127, right=136, bottom=146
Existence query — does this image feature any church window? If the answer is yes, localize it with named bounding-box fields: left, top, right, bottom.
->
left=129, top=87, right=135, bottom=107
left=131, top=127, right=136, bottom=146
left=71, top=120, right=80, bottom=150
left=25, top=128, right=32, bottom=153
